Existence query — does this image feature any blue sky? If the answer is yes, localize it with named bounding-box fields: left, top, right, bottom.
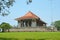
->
left=0, top=0, right=60, bottom=26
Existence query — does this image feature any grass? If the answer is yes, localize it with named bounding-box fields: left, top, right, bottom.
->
left=0, top=32, right=60, bottom=40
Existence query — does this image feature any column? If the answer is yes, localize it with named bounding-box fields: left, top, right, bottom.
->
left=18, top=21, right=21, bottom=28
left=31, top=21, right=36, bottom=27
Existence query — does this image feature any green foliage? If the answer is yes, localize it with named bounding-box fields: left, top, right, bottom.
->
left=52, top=20, right=60, bottom=31
left=27, top=0, right=32, bottom=5
left=0, top=22, right=12, bottom=32
left=0, top=0, right=15, bottom=16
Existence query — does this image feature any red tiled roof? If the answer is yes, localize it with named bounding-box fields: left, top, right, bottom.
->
left=16, top=11, right=40, bottom=20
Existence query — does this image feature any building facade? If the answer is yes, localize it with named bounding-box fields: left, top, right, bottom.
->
left=16, top=11, right=46, bottom=28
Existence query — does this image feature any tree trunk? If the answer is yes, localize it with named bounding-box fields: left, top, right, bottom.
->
left=2, top=29, right=5, bottom=32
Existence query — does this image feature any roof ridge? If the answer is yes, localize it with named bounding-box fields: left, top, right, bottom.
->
left=24, top=11, right=39, bottom=18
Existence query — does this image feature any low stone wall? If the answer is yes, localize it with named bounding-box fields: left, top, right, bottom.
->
left=9, top=27, right=49, bottom=32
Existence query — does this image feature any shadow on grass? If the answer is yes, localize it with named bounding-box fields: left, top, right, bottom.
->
left=0, top=37, right=18, bottom=40
left=25, top=38, right=45, bottom=40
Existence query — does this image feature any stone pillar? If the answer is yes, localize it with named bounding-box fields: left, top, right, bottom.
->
left=18, top=21, right=21, bottom=28
left=31, top=21, right=36, bottom=27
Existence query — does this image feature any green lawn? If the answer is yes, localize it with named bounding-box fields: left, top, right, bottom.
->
left=0, top=32, right=60, bottom=40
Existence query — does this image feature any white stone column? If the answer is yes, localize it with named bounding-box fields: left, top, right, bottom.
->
left=18, top=21, right=21, bottom=28
left=31, top=21, right=36, bottom=27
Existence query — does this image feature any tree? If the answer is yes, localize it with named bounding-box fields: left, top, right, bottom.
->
left=52, top=20, right=60, bottom=31
left=0, top=22, right=12, bottom=32
left=0, top=0, right=15, bottom=16
left=0, top=0, right=33, bottom=16
left=26, top=0, right=32, bottom=5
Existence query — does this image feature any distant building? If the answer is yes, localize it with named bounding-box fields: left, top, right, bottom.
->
left=15, top=11, right=46, bottom=28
